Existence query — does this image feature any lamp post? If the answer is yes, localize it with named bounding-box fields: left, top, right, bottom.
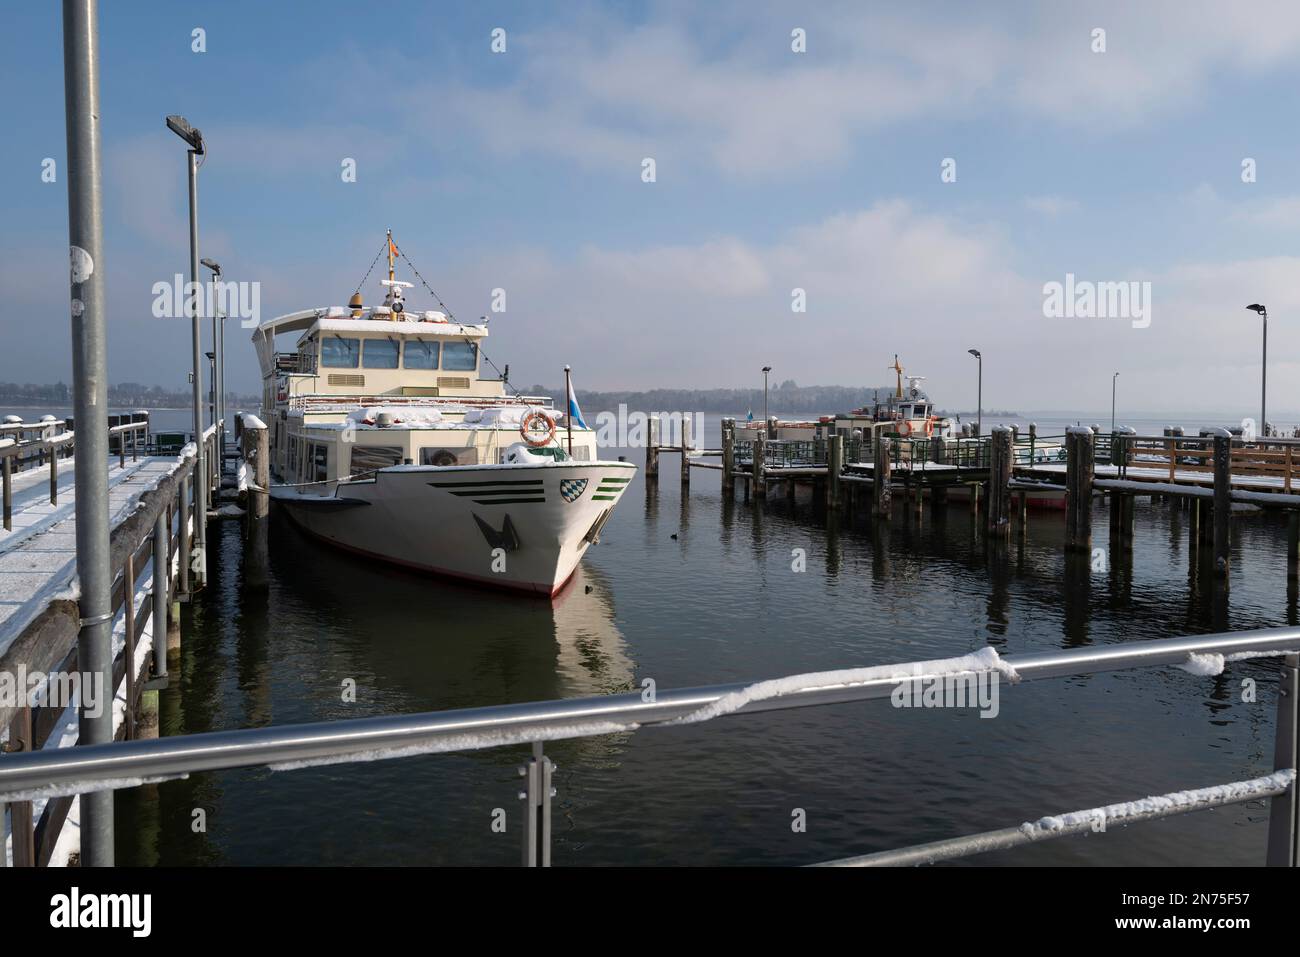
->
left=167, top=113, right=207, bottom=586
left=202, top=257, right=224, bottom=465
left=762, top=366, right=772, bottom=423
left=1247, top=304, right=1268, bottom=438
left=967, top=349, right=982, bottom=436
left=1111, top=371, right=1119, bottom=433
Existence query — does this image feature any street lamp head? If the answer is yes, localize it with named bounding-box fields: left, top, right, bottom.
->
left=1247, top=303, right=1267, bottom=316
left=165, top=114, right=204, bottom=153
left=968, top=349, right=980, bottom=358
left=200, top=258, right=221, bottom=277
left=762, top=366, right=772, bottom=373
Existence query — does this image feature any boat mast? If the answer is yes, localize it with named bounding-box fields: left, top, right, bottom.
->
left=387, top=228, right=396, bottom=283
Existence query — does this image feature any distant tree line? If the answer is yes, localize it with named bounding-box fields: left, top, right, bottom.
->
left=528, top=381, right=1017, bottom=418
left=0, top=381, right=259, bottom=409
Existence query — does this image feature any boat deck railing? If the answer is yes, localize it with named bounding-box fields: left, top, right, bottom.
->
left=1, top=627, right=1297, bottom=867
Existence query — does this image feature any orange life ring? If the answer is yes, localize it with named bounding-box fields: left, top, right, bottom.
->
left=899, top=420, right=913, bottom=437
left=925, top=417, right=935, bottom=438
left=520, top=410, right=556, bottom=447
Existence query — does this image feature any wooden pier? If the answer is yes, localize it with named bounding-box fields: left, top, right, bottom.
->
left=0, top=415, right=222, bottom=866
left=647, top=417, right=1300, bottom=589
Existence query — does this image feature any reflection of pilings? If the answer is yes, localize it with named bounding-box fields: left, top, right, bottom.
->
left=1290, top=513, right=1300, bottom=581
left=1061, top=551, right=1092, bottom=648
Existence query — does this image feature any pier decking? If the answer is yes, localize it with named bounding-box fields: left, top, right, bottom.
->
left=0, top=416, right=217, bottom=866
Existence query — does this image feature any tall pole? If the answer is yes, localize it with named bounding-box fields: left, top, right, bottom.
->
left=976, top=355, right=982, bottom=437
left=1262, top=310, right=1268, bottom=438
left=187, top=150, right=207, bottom=585
left=62, top=0, right=115, bottom=865
left=763, top=368, right=769, bottom=423
left=1111, top=372, right=1118, bottom=433
left=564, top=364, right=574, bottom=455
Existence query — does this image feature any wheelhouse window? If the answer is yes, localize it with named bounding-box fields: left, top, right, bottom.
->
left=312, top=443, right=329, bottom=483
left=362, top=338, right=399, bottom=369
left=321, top=336, right=360, bottom=368
left=404, top=338, right=440, bottom=370
left=421, top=447, right=478, bottom=466
left=350, top=445, right=403, bottom=476
left=442, top=340, right=478, bottom=371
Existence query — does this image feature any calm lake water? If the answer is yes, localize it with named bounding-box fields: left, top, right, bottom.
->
left=30, top=407, right=1289, bottom=865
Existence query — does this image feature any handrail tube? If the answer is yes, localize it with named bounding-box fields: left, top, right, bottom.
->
left=1, top=627, right=1298, bottom=801
left=816, top=773, right=1293, bottom=867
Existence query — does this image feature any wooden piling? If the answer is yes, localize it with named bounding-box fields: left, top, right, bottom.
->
left=721, top=417, right=735, bottom=500
left=930, top=436, right=948, bottom=508
left=1065, top=427, right=1094, bottom=553
left=245, top=421, right=270, bottom=589
left=753, top=431, right=766, bottom=499
left=828, top=433, right=843, bottom=512
left=1212, top=430, right=1231, bottom=580
left=872, top=436, right=892, bottom=520
left=987, top=427, right=1013, bottom=538
left=680, top=413, right=691, bottom=490
left=646, top=415, right=660, bottom=479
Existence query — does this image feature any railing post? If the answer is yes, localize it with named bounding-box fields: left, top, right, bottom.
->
left=519, top=742, right=553, bottom=867
left=179, top=472, right=191, bottom=596
left=4, top=707, right=35, bottom=866
left=3, top=452, right=11, bottom=531
left=123, top=552, right=136, bottom=740
left=49, top=439, right=58, bottom=505
left=1266, top=653, right=1299, bottom=866
left=152, top=510, right=169, bottom=681
left=118, top=427, right=125, bottom=470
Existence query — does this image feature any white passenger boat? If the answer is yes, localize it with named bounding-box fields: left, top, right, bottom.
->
left=251, top=233, right=634, bottom=595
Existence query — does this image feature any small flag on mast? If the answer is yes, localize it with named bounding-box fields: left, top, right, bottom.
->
left=566, top=371, right=589, bottom=429
left=388, top=237, right=400, bottom=258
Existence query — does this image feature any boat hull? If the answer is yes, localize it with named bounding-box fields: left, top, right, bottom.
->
left=272, top=461, right=635, bottom=596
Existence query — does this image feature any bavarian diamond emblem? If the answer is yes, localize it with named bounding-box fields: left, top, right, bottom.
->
left=560, top=478, right=588, bottom=502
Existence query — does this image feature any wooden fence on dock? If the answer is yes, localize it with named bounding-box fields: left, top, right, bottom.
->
left=0, top=417, right=218, bottom=867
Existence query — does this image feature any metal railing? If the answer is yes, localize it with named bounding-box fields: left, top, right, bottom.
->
left=1, top=627, right=1297, bottom=866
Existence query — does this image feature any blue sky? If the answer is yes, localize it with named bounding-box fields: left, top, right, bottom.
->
left=3, top=1, right=1300, bottom=418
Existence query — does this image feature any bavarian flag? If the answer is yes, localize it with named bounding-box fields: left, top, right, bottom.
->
left=567, top=374, right=589, bottom=429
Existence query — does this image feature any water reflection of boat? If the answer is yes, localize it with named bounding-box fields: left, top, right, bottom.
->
left=262, top=511, right=634, bottom=708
